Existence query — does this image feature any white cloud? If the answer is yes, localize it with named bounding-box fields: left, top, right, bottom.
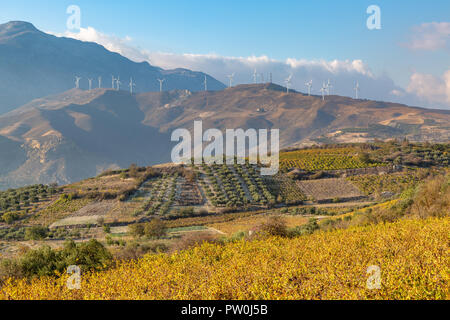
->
left=48, top=27, right=151, bottom=63
left=405, top=22, right=450, bottom=51
left=407, top=70, right=450, bottom=106
left=49, top=26, right=449, bottom=110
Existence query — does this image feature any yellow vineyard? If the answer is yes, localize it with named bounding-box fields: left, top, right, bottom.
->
left=1, top=217, right=448, bottom=300
left=280, top=148, right=381, bottom=171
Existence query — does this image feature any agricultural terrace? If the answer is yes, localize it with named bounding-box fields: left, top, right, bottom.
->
left=279, top=147, right=383, bottom=171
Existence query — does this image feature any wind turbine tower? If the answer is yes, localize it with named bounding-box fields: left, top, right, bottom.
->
left=98, top=76, right=102, bottom=89
left=269, top=72, right=272, bottom=83
left=204, top=75, right=207, bottom=91
left=354, top=81, right=360, bottom=99
left=129, top=78, right=136, bottom=95
left=320, top=82, right=327, bottom=101
left=88, top=79, right=93, bottom=91
left=326, top=79, right=332, bottom=95
left=116, top=76, right=121, bottom=91
left=284, top=75, right=292, bottom=94
left=75, top=76, right=81, bottom=89
left=305, top=80, right=312, bottom=96
left=227, top=73, right=235, bottom=88
left=158, top=79, right=165, bottom=92
left=253, top=69, right=258, bottom=84
left=111, top=75, right=116, bottom=90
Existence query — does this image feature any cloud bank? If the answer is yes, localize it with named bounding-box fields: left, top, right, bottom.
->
left=407, top=70, right=450, bottom=105
left=405, top=22, right=450, bottom=51
left=50, top=26, right=450, bottom=110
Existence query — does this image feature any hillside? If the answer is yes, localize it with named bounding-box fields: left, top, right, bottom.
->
left=0, top=83, right=449, bottom=189
left=0, top=21, right=225, bottom=114
left=1, top=217, right=448, bottom=300
left=0, top=142, right=448, bottom=300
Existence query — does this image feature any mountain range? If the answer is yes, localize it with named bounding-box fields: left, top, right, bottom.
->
left=0, top=83, right=448, bottom=189
left=0, top=20, right=449, bottom=189
left=0, top=21, right=225, bottom=114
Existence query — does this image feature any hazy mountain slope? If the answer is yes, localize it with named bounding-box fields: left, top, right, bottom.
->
left=139, top=83, right=450, bottom=147
left=0, top=89, right=172, bottom=188
left=0, top=21, right=225, bottom=114
left=0, top=83, right=449, bottom=189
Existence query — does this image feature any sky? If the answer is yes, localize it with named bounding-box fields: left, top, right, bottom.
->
left=1, top=0, right=449, bottom=109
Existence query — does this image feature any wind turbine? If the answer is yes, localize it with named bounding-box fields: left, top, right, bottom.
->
left=129, top=78, right=136, bottom=95
left=326, top=79, right=332, bottom=95
left=284, top=74, right=292, bottom=93
left=227, top=73, right=235, bottom=88
left=260, top=73, right=265, bottom=83
left=88, top=79, right=93, bottom=91
left=305, top=80, right=313, bottom=96
left=98, top=76, right=102, bottom=89
left=320, top=82, right=327, bottom=101
left=75, top=76, right=81, bottom=89
left=269, top=72, right=273, bottom=84
left=253, top=69, right=258, bottom=84
left=158, top=79, right=165, bottom=92
left=204, top=75, right=207, bottom=91
left=111, top=75, right=116, bottom=90
left=116, top=76, right=121, bottom=91
left=354, top=81, right=360, bottom=99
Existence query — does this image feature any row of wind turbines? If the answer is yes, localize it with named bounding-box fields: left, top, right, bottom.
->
left=74, top=76, right=165, bottom=94
left=305, top=79, right=360, bottom=101
left=75, top=72, right=361, bottom=100
left=225, top=70, right=361, bottom=100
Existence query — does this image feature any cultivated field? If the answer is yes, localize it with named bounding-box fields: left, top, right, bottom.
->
left=0, top=142, right=448, bottom=301
left=297, top=178, right=365, bottom=202
left=2, top=217, right=447, bottom=300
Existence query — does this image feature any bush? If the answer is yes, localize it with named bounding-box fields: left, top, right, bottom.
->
left=128, top=163, right=139, bottom=178
left=2, top=212, right=19, bottom=224
left=24, top=226, right=49, bottom=240
left=9, top=240, right=113, bottom=279
left=144, top=219, right=167, bottom=239
left=410, top=174, right=449, bottom=218
left=172, top=232, right=219, bottom=251
left=129, top=223, right=145, bottom=238
left=114, top=242, right=168, bottom=261
left=103, top=224, right=111, bottom=234
left=287, top=218, right=320, bottom=237
left=97, top=217, right=105, bottom=226
left=256, top=216, right=288, bottom=238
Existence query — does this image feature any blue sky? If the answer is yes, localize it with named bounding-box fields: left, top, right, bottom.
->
left=1, top=0, right=449, bottom=108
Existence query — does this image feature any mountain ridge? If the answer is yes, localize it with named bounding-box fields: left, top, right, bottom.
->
left=0, top=83, right=448, bottom=189
left=0, top=21, right=226, bottom=114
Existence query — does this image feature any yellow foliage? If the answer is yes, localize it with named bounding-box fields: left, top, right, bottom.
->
left=209, top=215, right=308, bottom=235
left=0, top=217, right=448, bottom=300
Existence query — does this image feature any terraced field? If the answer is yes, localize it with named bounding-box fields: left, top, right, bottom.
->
left=347, top=170, right=426, bottom=196
left=297, top=178, right=365, bottom=202
left=280, top=147, right=383, bottom=171
left=195, top=163, right=276, bottom=208
left=270, top=174, right=307, bottom=204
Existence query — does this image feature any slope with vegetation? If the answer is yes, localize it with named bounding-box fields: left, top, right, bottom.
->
left=0, top=169, right=448, bottom=300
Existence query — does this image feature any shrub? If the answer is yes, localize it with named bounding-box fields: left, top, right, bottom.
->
left=24, top=226, right=49, bottom=240
left=2, top=212, right=19, bottom=224
left=113, top=242, right=168, bottom=261
left=128, top=163, right=139, bottom=178
left=129, top=223, right=145, bottom=238
left=144, top=219, right=167, bottom=239
left=256, top=216, right=288, bottom=238
left=410, top=174, right=449, bottom=218
left=97, top=217, right=105, bottom=226
left=103, top=224, right=111, bottom=234
left=172, top=232, right=219, bottom=251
